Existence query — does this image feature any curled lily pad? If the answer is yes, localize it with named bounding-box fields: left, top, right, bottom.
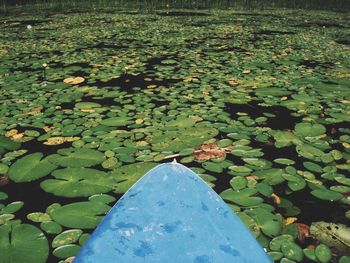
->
left=41, top=168, right=114, bottom=197
left=8, top=153, right=57, bottom=182
left=0, top=223, right=49, bottom=263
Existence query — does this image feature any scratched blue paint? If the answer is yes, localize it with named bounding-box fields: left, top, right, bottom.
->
left=74, top=163, right=272, bottom=263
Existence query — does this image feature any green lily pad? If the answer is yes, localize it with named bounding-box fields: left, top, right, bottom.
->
left=41, top=168, right=114, bottom=197
left=50, top=201, right=110, bottom=229
left=246, top=208, right=283, bottom=237
left=274, top=158, right=295, bottom=165
left=53, top=244, right=80, bottom=259
left=281, top=242, right=304, bottom=261
left=100, top=117, right=133, bottom=126
left=236, top=212, right=260, bottom=237
left=0, top=223, right=49, bottom=263
left=111, top=162, right=157, bottom=193
left=0, top=214, right=15, bottom=225
left=0, top=136, right=21, bottom=155
left=220, top=188, right=263, bottom=207
left=296, top=144, right=325, bottom=161
left=340, top=256, right=350, bottom=263
left=52, top=229, right=83, bottom=248
left=75, top=102, right=101, bottom=109
left=0, top=192, right=8, bottom=201
left=303, top=248, right=317, bottom=261
left=315, top=244, right=332, bottom=263
left=27, top=212, right=51, bottom=223
left=88, top=194, right=116, bottom=204
left=1, top=201, right=24, bottom=214
left=8, top=153, right=57, bottom=182
left=0, top=163, right=9, bottom=174
left=294, top=122, right=326, bottom=137
left=47, top=148, right=105, bottom=167
left=168, top=117, right=196, bottom=128
left=230, top=176, right=247, bottom=191
left=40, top=221, right=62, bottom=234
left=268, top=251, right=284, bottom=261
left=270, top=234, right=294, bottom=251
left=311, top=189, right=343, bottom=201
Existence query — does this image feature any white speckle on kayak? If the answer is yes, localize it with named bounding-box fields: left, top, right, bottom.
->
left=123, top=229, right=134, bottom=237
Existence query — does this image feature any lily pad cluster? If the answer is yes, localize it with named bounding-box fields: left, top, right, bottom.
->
left=0, top=6, right=349, bottom=263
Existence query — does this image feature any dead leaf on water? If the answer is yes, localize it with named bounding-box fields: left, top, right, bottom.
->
left=194, top=142, right=232, bottom=161
left=63, top=77, right=85, bottom=85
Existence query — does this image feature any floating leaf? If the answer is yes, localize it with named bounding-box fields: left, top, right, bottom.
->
left=40, top=221, right=62, bottom=234
left=294, top=122, right=326, bottom=137
left=246, top=208, right=283, bottom=237
left=52, top=229, right=82, bottom=248
left=51, top=201, right=110, bottom=229
left=41, top=168, right=114, bottom=197
left=111, top=162, right=157, bottom=193
left=281, top=242, right=304, bottom=261
left=0, top=136, right=21, bottom=155
left=310, top=222, right=350, bottom=255
left=47, top=148, right=105, bottom=168
left=63, top=77, right=85, bottom=85
left=53, top=244, right=80, bottom=259
left=27, top=212, right=51, bottom=223
left=8, top=153, right=57, bottom=182
left=311, top=189, right=343, bottom=201
left=0, top=201, right=23, bottom=214
left=100, top=117, right=133, bottom=127
left=0, top=223, right=49, bottom=263
left=315, top=244, right=332, bottom=263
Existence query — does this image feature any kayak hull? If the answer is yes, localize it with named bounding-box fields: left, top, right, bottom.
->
left=74, top=163, right=272, bottom=263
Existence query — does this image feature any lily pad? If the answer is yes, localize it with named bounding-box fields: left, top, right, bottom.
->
left=100, top=117, right=133, bottom=127
left=0, top=223, right=49, bottom=263
left=50, top=201, right=111, bottom=229
left=53, top=244, right=80, bottom=259
left=0, top=136, right=21, bottom=155
left=294, top=122, right=326, bottom=137
left=47, top=148, right=105, bottom=167
left=8, top=153, right=57, bottom=182
left=111, top=162, right=157, bottom=193
left=41, top=168, right=114, bottom=197
left=52, top=229, right=83, bottom=248
left=311, top=189, right=343, bottom=201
